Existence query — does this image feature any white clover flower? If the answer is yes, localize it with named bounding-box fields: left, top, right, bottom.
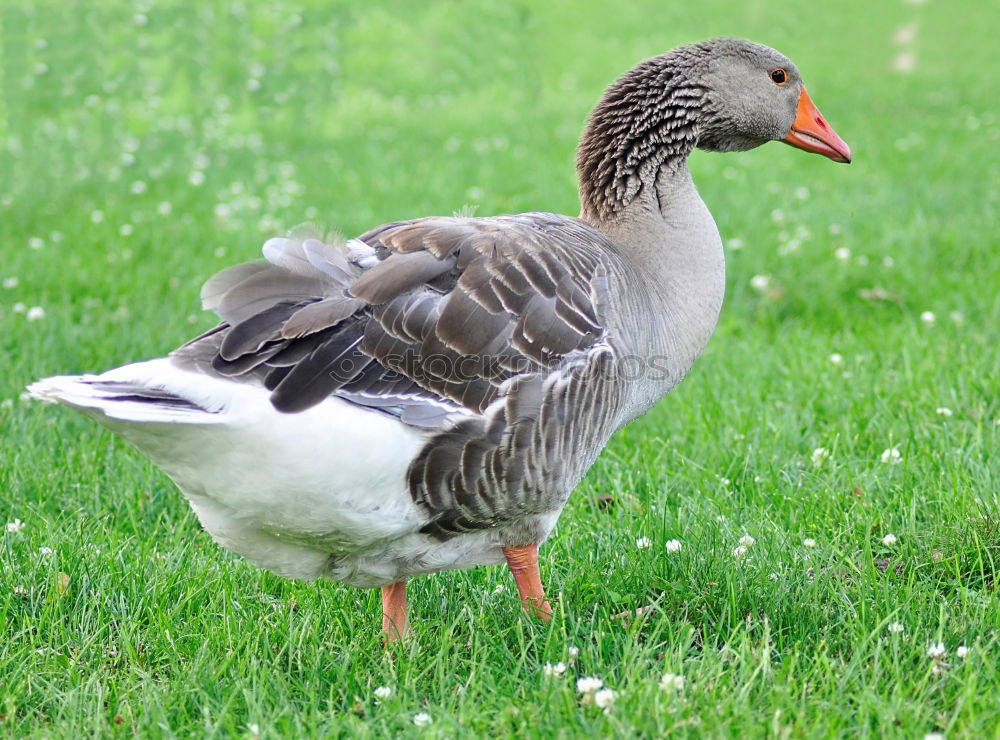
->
left=750, top=275, right=771, bottom=293
left=893, top=23, right=917, bottom=43
left=412, top=712, right=432, bottom=727
left=949, top=311, right=964, bottom=324
left=768, top=572, right=779, bottom=581
left=576, top=676, right=603, bottom=694
left=26, top=306, right=45, bottom=321
left=373, top=686, right=393, bottom=702
left=593, top=688, right=617, bottom=711
left=834, top=247, right=851, bottom=261
left=888, top=622, right=905, bottom=634
left=12, top=302, right=26, bottom=314
left=920, top=311, right=936, bottom=324
left=28, top=236, right=45, bottom=249
left=2, top=276, right=18, bottom=289
left=880, top=448, right=902, bottom=464
left=727, top=238, right=745, bottom=250
left=90, top=209, right=105, bottom=223
left=6, top=518, right=25, bottom=533
left=810, top=447, right=829, bottom=467
left=129, top=180, right=148, bottom=195
left=923, top=734, right=945, bottom=740
left=665, top=539, right=682, bottom=554
left=13, top=585, right=27, bottom=595
left=738, top=535, right=755, bottom=547
left=956, top=645, right=970, bottom=658
left=635, top=536, right=652, bottom=549
left=189, top=171, right=206, bottom=186
left=927, top=643, right=947, bottom=659
left=157, top=201, right=172, bottom=216
left=829, top=353, right=844, bottom=365
left=247, top=723, right=260, bottom=736
left=659, top=673, right=685, bottom=691
left=732, top=545, right=748, bottom=558
left=935, top=407, right=953, bottom=417
left=567, top=646, right=580, bottom=659
left=119, top=224, right=135, bottom=236
left=38, top=547, right=53, bottom=557
left=803, top=538, right=816, bottom=548
left=542, top=662, right=567, bottom=677
left=882, top=533, right=898, bottom=546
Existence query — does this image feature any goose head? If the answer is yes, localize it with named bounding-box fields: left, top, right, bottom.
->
left=577, top=38, right=851, bottom=222
left=696, top=39, right=852, bottom=163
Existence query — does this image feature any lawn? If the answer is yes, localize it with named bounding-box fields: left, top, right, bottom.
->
left=2, top=0, right=998, bottom=737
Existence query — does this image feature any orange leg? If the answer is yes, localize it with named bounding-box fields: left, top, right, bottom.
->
left=503, top=544, right=552, bottom=621
left=381, top=580, right=412, bottom=641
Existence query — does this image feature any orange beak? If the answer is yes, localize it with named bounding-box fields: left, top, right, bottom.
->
left=783, top=86, right=852, bottom=163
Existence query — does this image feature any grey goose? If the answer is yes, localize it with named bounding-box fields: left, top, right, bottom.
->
left=30, top=38, right=850, bottom=640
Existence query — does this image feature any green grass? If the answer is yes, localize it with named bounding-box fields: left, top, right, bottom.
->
left=2, top=1, right=999, bottom=737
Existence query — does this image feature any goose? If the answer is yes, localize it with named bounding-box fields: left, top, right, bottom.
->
left=29, top=38, right=850, bottom=641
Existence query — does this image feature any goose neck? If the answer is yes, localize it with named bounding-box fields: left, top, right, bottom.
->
left=595, top=163, right=726, bottom=403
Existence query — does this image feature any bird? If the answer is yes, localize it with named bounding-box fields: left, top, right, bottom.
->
left=29, top=38, right=850, bottom=641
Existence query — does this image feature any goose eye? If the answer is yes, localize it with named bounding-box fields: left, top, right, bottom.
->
left=770, top=68, right=788, bottom=85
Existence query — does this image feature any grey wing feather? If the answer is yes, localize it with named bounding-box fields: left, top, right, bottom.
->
left=220, top=301, right=305, bottom=360
left=281, top=297, right=365, bottom=339
left=200, top=262, right=270, bottom=312
left=214, top=270, right=332, bottom=326
left=350, top=250, right=457, bottom=304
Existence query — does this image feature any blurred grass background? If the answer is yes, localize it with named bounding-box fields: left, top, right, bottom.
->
left=1, top=1, right=998, bottom=737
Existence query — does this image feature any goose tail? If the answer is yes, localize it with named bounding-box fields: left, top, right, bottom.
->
left=27, top=359, right=226, bottom=426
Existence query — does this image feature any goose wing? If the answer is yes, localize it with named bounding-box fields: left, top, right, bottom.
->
left=173, top=214, right=629, bottom=537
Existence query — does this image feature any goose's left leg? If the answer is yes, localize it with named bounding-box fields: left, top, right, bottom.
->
left=381, top=580, right=411, bottom=641
left=503, top=544, right=552, bottom=621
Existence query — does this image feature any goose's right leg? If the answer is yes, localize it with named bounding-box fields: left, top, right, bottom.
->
left=381, top=580, right=412, bottom=641
left=503, top=544, right=553, bottom=621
